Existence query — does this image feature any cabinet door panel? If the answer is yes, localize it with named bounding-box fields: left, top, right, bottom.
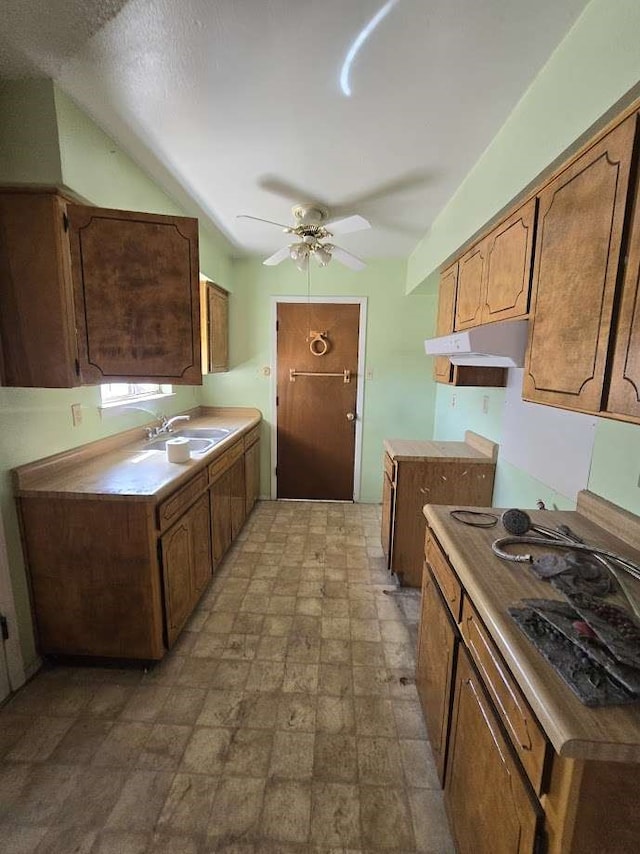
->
left=161, top=520, right=193, bottom=646
left=244, top=440, right=260, bottom=516
left=523, top=115, right=637, bottom=411
left=230, top=456, right=246, bottom=539
left=608, top=159, right=640, bottom=419
left=445, top=649, right=540, bottom=854
left=454, top=242, right=486, bottom=330
left=208, top=284, right=229, bottom=372
left=68, top=205, right=201, bottom=384
left=191, top=493, right=213, bottom=598
left=482, top=198, right=536, bottom=323
left=434, top=264, right=457, bottom=384
left=211, top=470, right=232, bottom=564
left=416, top=568, right=457, bottom=784
left=0, top=191, right=78, bottom=387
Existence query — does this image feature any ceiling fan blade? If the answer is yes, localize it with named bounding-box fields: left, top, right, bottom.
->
left=330, top=245, right=366, bottom=272
left=237, top=214, right=291, bottom=230
left=325, top=214, right=371, bottom=235
left=258, top=176, right=330, bottom=210
left=263, top=246, right=292, bottom=266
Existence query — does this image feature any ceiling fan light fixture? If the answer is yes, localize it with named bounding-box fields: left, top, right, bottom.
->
left=313, top=245, right=332, bottom=267
left=290, top=242, right=310, bottom=272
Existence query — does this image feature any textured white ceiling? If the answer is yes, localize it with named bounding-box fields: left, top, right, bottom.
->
left=1, top=0, right=590, bottom=260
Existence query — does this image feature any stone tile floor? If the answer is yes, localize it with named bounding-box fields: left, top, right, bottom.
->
left=0, top=501, right=455, bottom=853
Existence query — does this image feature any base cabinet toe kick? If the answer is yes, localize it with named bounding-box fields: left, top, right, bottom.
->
left=417, top=514, right=640, bottom=854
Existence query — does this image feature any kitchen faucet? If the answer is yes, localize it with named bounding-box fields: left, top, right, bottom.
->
left=145, top=414, right=191, bottom=439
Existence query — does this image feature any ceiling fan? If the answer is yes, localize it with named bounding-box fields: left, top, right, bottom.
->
left=237, top=204, right=370, bottom=272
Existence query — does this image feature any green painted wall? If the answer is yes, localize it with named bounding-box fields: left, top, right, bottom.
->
left=0, top=80, right=62, bottom=185
left=0, top=82, right=236, bottom=671
left=407, top=0, right=640, bottom=294
left=202, top=259, right=437, bottom=503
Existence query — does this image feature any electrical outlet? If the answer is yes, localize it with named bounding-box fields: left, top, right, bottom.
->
left=366, top=367, right=374, bottom=380
left=451, top=394, right=456, bottom=409
left=482, top=395, right=490, bottom=414
left=71, top=403, right=82, bottom=426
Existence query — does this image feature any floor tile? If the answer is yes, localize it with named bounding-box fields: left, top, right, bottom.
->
left=181, top=727, right=233, bottom=775
left=269, top=731, right=315, bottom=780
left=359, top=785, right=415, bottom=850
left=357, top=736, right=405, bottom=785
left=316, top=695, right=355, bottom=734
left=276, top=694, right=316, bottom=732
left=208, top=776, right=265, bottom=839
left=157, top=772, right=219, bottom=835
left=260, top=780, right=311, bottom=844
left=310, top=781, right=361, bottom=848
left=313, top=733, right=357, bottom=782
left=105, top=770, right=174, bottom=831
left=6, top=716, right=75, bottom=762
left=222, top=728, right=273, bottom=777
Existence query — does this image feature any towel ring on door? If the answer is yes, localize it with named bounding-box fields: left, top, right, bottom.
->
left=309, top=331, right=330, bottom=356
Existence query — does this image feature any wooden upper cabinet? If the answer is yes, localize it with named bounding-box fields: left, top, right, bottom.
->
left=607, top=146, right=640, bottom=419
left=523, top=115, right=638, bottom=412
left=454, top=241, right=486, bottom=330
left=68, top=205, right=201, bottom=385
left=201, top=279, right=229, bottom=373
left=0, top=188, right=201, bottom=387
left=482, top=198, right=537, bottom=324
left=434, top=263, right=458, bottom=384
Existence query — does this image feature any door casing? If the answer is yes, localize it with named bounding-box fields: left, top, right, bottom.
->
left=271, top=296, right=367, bottom=501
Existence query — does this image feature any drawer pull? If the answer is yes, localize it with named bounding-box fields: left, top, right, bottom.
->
left=465, top=677, right=507, bottom=766
left=465, top=614, right=533, bottom=752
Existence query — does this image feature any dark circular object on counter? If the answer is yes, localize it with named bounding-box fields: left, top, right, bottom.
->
left=501, top=508, right=533, bottom=536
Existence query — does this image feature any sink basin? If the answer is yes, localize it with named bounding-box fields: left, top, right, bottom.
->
left=145, top=426, right=232, bottom=454
left=145, top=436, right=216, bottom=453
left=171, top=427, right=232, bottom=440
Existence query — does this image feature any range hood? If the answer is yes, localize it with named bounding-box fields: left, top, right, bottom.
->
left=424, top=318, right=529, bottom=367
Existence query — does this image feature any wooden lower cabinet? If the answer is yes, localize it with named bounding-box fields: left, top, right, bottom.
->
left=445, top=648, right=541, bottom=854
left=381, top=441, right=496, bottom=588
left=416, top=566, right=458, bottom=784
left=17, top=426, right=261, bottom=661
left=161, top=492, right=212, bottom=646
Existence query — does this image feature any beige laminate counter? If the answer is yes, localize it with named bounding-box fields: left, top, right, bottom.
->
left=423, top=497, right=640, bottom=763
left=13, top=406, right=261, bottom=502
left=384, top=431, right=498, bottom=464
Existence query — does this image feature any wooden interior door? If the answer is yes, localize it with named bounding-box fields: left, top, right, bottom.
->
left=277, top=302, right=360, bottom=500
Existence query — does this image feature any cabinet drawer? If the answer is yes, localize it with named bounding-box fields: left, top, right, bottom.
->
left=244, top=425, right=260, bottom=450
left=460, top=598, right=548, bottom=794
left=384, top=452, right=395, bottom=481
left=208, top=440, right=244, bottom=483
left=425, top=531, right=462, bottom=622
left=157, top=470, right=208, bottom=532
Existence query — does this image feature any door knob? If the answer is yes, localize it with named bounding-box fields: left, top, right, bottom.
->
left=346, top=412, right=355, bottom=421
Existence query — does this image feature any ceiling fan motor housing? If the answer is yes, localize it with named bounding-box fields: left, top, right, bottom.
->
left=292, top=204, right=329, bottom=226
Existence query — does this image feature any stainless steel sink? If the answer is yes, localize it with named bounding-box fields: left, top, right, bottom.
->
left=171, top=427, right=232, bottom=440
left=145, top=427, right=231, bottom=453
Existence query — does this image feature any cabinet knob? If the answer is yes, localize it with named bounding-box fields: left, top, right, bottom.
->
left=346, top=412, right=355, bottom=421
